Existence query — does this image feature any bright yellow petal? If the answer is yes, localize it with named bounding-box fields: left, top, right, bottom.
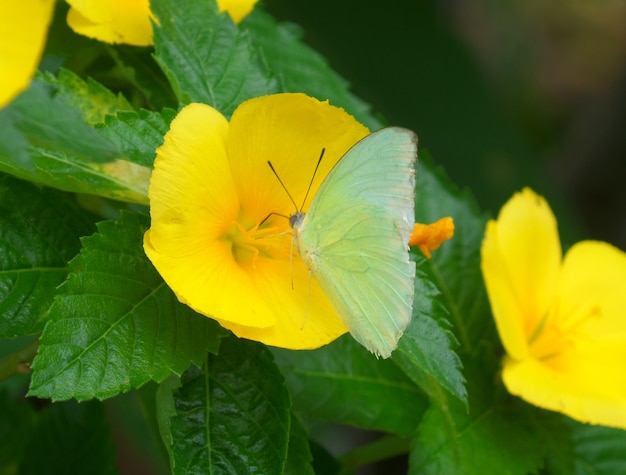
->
left=482, top=220, right=528, bottom=359
left=220, top=252, right=348, bottom=349
left=0, top=0, right=55, bottom=108
left=147, top=103, right=235, bottom=256
left=503, top=339, right=626, bottom=429
left=227, top=93, right=369, bottom=226
left=556, top=240, right=626, bottom=340
left=65, top=0, right=113, bottom=21
left=503, top=240, right=626, bottom=428
left=144, top=103, right=274, bottom=328
left=217, top=0, right=259, bottom=23
left=66, top=0, right=153, bottom=46
left=481, top=188, right=562, bottom=359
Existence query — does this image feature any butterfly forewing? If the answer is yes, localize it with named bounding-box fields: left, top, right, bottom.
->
left=293, top=127, right=417, bottom=358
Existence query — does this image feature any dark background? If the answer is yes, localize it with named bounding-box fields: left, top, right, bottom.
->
left=264, top=0, right=626, bottom=250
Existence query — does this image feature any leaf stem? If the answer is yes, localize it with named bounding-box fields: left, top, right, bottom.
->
left=0, top=339, right=39, bottom=382
left=338, top=434, right=411, bottom=472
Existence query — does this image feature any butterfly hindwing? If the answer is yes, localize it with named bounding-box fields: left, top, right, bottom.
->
left=294, top=127, right=417, bottom=358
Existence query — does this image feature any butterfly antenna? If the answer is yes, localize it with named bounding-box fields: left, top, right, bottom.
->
left=267, top=160, right=299, bottom=212
left=300, top=148, right=325, bottom=211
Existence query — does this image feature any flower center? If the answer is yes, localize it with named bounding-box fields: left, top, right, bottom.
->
left=225, top=212, right=291, bottom=268
left=527, top=302, right=601, bottom=367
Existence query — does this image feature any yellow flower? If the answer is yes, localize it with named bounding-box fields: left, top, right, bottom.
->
left=144, top=93, right=371, bottom=350
left=1, top=0, right=258, bottom=108
left=409, top=217, right=455, bottom=258
left=0, top=0, right=56, bottom=108
left=66, top=0, right=258, bottom=45
left=66, top=0, right=154, bottom=46
left=481, top=187, right=626, bottom=428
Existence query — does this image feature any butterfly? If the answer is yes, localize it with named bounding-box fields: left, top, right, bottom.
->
left=289, top=127, right=417, bottom=358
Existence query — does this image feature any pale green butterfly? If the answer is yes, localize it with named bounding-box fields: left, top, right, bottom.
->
left=289, top=127, right=417, bottom=358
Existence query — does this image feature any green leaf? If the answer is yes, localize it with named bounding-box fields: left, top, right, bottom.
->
left=151, top=0, right=278, bottom=115
left=0, top=106, right=31, bottom=179
left=6, top=76, right=119, bottom=164
left=532, top=411, right=575, bottom=475
left=33, top=148, right=151, bottom=205
left=0, top=75, right=150, bottom=204
left=410, top=364, right=545, bottom=475
left=415, top=153, right=493, bottom=356
left=157, top=337, right=291, bottom=475
left=0, top=175, right=95, bottom=338
left=284, top=415, right=315, bottom=475
left=28, top=212, right=227, bottom=401
left=394, top=267, right=466, bottom=403
left=242, top=10, right=381, bottom=130
left=573, top=421, right=626, bottom=474
left=19, top=400, right=117, bottom=475
left=43, top=68, right=134, bottom=125
left=98, top=108, right=176, bottom=167
left=273, top=336, right=427, bottom=436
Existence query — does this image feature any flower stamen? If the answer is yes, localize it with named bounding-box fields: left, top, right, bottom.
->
left=228, top=214, right=292, bottom=269
left=528, top=303, right=602, bottom=364
left=229, top=220, right=261, bottom=268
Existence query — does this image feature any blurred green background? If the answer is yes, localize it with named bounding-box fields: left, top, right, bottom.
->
left=265, top=0, right=626, bottom=250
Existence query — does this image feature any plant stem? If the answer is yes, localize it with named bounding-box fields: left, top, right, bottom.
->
left=338, top=435, right=411, bottom=472
left=0, top=339, right=39, bottom=382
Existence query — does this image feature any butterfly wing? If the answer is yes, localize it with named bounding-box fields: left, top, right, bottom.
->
left=294, top=127, right=417, bottom=358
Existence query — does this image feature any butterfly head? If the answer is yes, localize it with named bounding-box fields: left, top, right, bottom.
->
left=289, top=211, right=306, bottom=230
